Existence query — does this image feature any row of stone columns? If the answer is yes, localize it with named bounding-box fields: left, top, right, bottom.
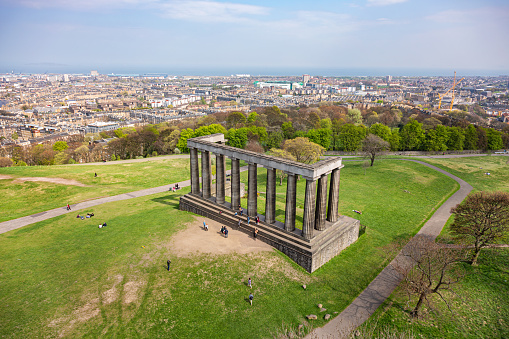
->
left=189, top=148, right=341, bottom=240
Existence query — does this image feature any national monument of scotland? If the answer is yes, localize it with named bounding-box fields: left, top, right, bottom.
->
left=179, top=134, right=360, bottom=272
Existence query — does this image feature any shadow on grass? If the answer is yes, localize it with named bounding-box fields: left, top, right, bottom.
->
left=359, top=224, right=367, bottom=237
left=151, top=194, right=182, bottom=209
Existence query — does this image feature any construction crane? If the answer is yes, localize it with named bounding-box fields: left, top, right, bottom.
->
left=437, top=71, right=465, bottom=110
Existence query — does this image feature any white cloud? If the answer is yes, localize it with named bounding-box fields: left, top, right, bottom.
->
left=0, top=0, right=154, bottom=10
left=367, top=0, right=407, bottom=6
left=158, top=1, right=269, bottom=23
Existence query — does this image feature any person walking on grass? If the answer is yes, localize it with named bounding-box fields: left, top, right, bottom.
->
left=66, top=204, right=71, bottom=211
left=249, top=293, right=254, bottom=306
left=167, top=259, right=171, bottom=271
left=248, top=277, right=252, bottom=289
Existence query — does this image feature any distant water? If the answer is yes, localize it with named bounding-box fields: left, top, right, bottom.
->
left=1, top=65, right=508, bottom=77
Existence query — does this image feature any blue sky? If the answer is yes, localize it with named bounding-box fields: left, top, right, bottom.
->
left=0, top=0, right=508, bottom=75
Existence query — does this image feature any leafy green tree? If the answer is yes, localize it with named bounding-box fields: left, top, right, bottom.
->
left=319, top=118, right=332, bottom=130
left=486, top=128, right=503, bottom=150
left=346, top=109, right=362, bottom=125
left=389, top=128, right=401, bottom=151
left=337, top=124, right=367, bottom=152
left=283, top=137, right=325, bottom=164
left=194, top=124, right=227, bottom=137
left=54, top=152, right=69, bottom=165
left=176, top=128, right=195, bottom=153
left=265, top=131, right=284, bottom=150
left=247, top=112, right=259, bottom=124
left=447, top=127, right=465, bottom=151
left=476, top=127, right=488, bottom=151
left=423, top=125, right=448, bottom=152
left=400, top=119, right=425, bottom=151
left=246, top=126, right=268, bottom=145
left=226, top=128, right=249, bottom=149
left=306, top=128, right=332, bottom=150
left=11, top=132, right=18, bottom=140
left=369, top=123, right=392, bottom=142
left=281, top=122, right=295, bottom=140
left=464, top=125, right=478, bottom=150
left=52, top=141, right=69, bottom=152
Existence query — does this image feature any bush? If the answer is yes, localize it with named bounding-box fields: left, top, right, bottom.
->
left=14, top=160, right=27, bottom=166
left=0, top=157, right=13, bottom=167
left=68, top=158, right=77, bottom=164
left=173, top=148, right=181, bottom=154
left=152, top=151, right=158, bottom=157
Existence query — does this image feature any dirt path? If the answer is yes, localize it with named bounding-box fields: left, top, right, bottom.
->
left=0, top=174, right=89, bottom=187
left=170, top=216, right=272, bottom=256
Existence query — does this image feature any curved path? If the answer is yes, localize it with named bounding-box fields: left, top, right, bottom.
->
left=0, top=164, right=247, bottom=235
left=306, top=160, right=473, bottom=339
left=0, top=156, right=474, bottom=337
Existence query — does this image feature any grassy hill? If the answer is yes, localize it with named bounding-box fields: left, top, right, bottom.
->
left=0, top=158, right=460, bottom=338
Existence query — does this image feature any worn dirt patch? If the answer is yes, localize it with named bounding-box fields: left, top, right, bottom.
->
left=0, top=175, right=13, bottom=180
left=102, top=274, right=123, bottom=305
left=123, top=280, right=146, bottom=304
left=13, top=177, right=90, bottom=187
left=170, top=216, right=272, bottom=257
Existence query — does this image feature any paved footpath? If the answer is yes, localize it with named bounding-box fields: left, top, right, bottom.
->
left=306, top=159, right=473, bottom=338
left=0, top=164, right=247, bottom=235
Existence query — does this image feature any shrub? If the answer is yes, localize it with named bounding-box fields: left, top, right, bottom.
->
left=0, top=157, right=13, bottom=167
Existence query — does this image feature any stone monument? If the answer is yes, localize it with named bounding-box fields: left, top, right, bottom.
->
left=179, top=134, right=359, bottom=272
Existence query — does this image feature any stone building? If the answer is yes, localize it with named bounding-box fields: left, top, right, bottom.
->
left=179, top=134, right=359, bottom=272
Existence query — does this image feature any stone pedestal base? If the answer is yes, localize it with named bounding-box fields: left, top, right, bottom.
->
left=179, top=193, right=359, bottom=273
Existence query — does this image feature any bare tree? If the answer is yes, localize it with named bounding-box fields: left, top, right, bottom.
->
left=450, top=191, right=509, bottom=265
left=362, top=134, right=390, bottom=166
left=392, top=236, right=465, bottom=318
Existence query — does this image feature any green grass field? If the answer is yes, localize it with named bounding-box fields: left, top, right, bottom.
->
left=357, top=155, right=509, bottom=338
left=0, top=157, right=459, bottom=338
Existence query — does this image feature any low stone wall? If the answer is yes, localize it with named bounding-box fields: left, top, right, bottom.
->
left=179, top=193, right=359, bottom=273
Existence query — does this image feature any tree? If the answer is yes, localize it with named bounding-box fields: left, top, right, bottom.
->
left=247, top=112, right=259, bottom=124
left=282, top=137, right=325, bottom=164
left=0, top=157, right=13, bottom=167
left=226, top=128, right=249, bottom=149
left=11, top=132, right=18, bottom=140
left=450, top=191, right=509, bottom=265
left=400, top=119, right=425, bottom=151
left=486, top=128, right=503, bottom=150
left=337, top=124, right=366, bottom=152
left=362, top=134, right=390, bottom=166
left=245, top=140, right=264, bottom=153
left=269, top=148, right=296, bottom=185
left=176, top=128, right=195, bottom=153
left=464, top=125, right=478, bottom=150
left=265, top=106, right=287, bottom=127
left=265, top=130, right=284, bottom=150
left=52, top=141, right=69, bottom=152
left=369, top=123, right=392, bottom=142
left=423, top=125, right=448, bottom=152
left=346, top=109, right=362, bottom=125
left=281, top=121, right=295, bottom=139
left=226, top=111, right=246, bottom=128
left=446, top=126, right=465, bottom=151
left=392, top=236, right=465, bottom=318
left=306, top=128, right=332, bottom=150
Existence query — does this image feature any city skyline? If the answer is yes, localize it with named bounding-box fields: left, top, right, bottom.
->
left=1, top=0, right=508, bottom=76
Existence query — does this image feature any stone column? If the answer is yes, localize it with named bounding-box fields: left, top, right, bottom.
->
left=215, top=153, right=225, bottom=204
left=201, top=150, right=211, bottom=199
left=190, top=147, right=200, bottom=194
left=327, top=168, right=341, bottom=223
left=302, top=178, right=316, bottom=240
left=284, top=174, right=297, bottom=232
left=314, top=174, right=328, bottom=231
left=265, top=167, right=276, bottom=224
left=247, top=163, right=258, bottom=217
left=231, top=158, right=240, bottom=210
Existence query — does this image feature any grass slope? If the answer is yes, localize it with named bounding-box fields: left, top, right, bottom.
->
left=358, top=156, right=509, bottom=338
left=0, top=160, right=457, bottom=338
